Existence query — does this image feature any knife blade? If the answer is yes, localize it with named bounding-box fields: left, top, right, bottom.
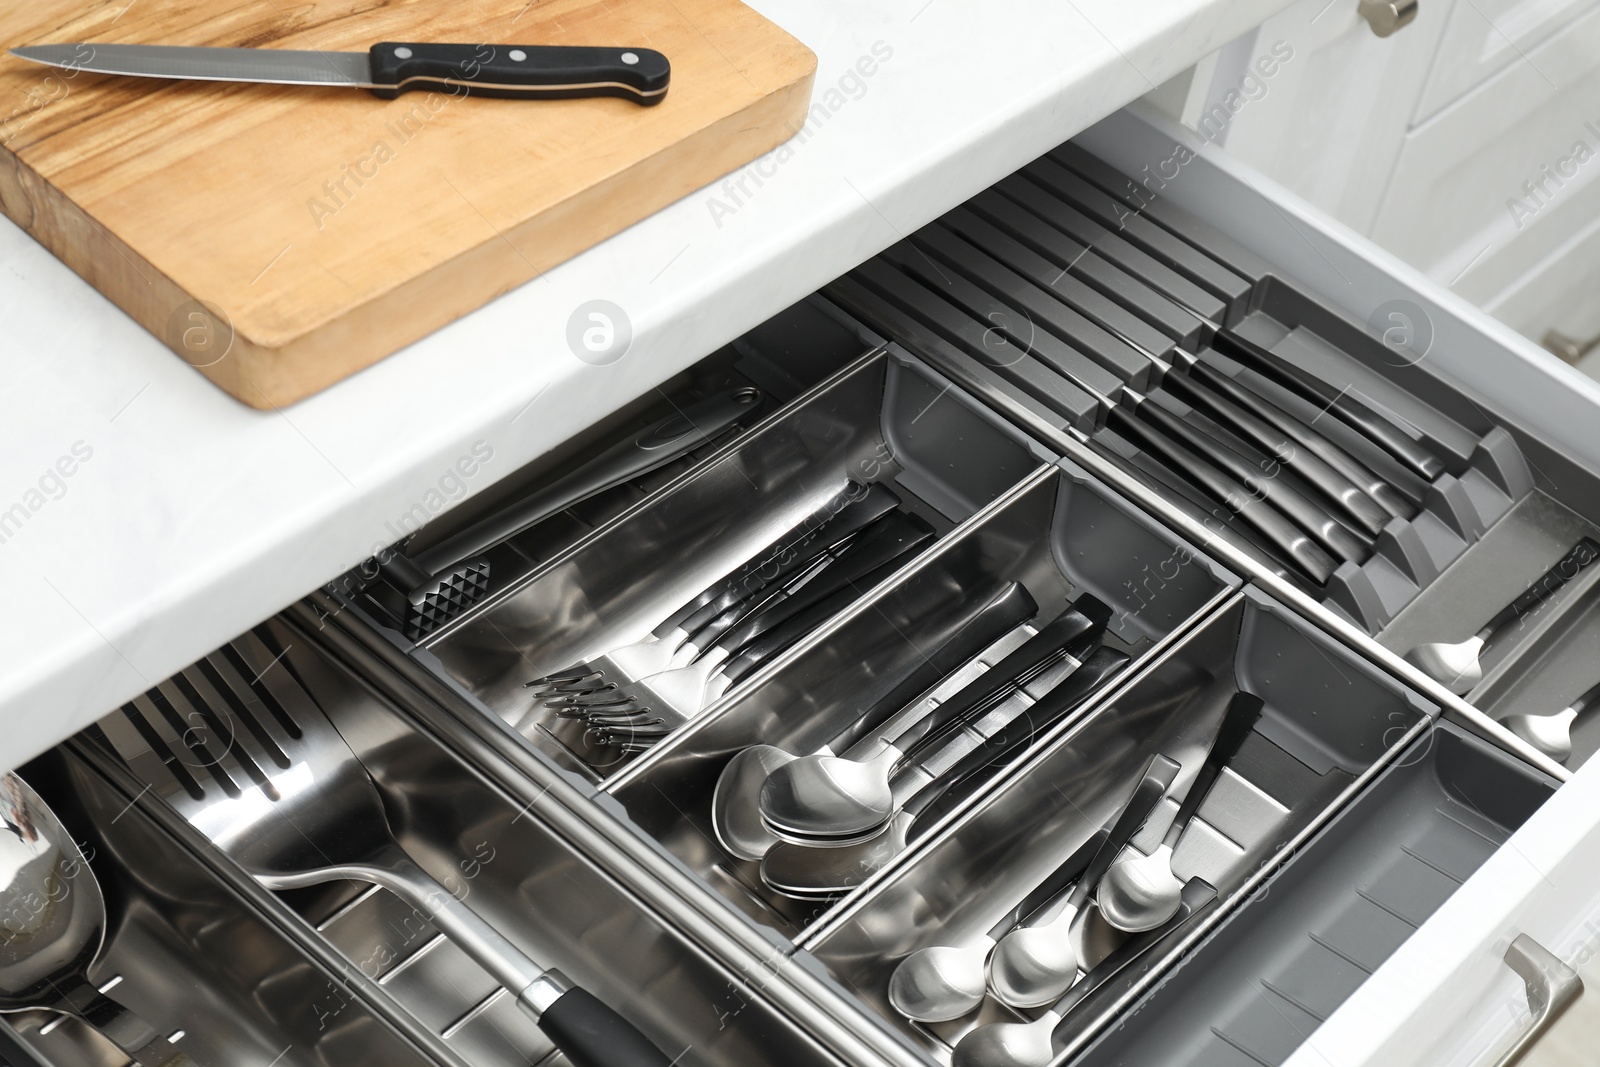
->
left=9, top=42, right=670, bottom=103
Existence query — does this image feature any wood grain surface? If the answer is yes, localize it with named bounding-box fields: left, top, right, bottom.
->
left=0, top=0, right=816, bottom=407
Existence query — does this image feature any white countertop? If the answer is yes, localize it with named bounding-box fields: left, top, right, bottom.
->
left=0, top=0, right=1288, bottom=766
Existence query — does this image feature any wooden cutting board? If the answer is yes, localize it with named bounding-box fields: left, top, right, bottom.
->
left=0, top=0, right=815, bottom=407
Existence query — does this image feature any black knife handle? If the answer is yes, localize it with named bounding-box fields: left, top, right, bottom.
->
left=1162, top=369, right=1391, bottom=536
left=1209, top=331, right=1444, bottom=482
left=1105, top=405, right=1338, bottom=585
left=367, top=43, right=670, bottom=104
left=1128, top=392, right=1372, bottom=565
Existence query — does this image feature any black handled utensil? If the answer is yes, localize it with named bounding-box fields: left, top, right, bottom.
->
left=11, top=42, right=671, bottom=103
left=1406, top=536, right=1600, bottom=693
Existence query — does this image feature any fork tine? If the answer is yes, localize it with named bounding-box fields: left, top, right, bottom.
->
left=100, top=698, right=208, bottom=803
left=172, top=665, right=283, bottom=800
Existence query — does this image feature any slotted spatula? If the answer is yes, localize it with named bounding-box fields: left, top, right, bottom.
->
left=97, top=629, right=672, bottom=1067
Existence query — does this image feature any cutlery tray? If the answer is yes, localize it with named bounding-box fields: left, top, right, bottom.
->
left=3, top=745, right=441, bottom=1067
left=1069, top=720, right=1555, bottom=1067
left=819, top=116, right=1600, bottom=736
left=346, top=298, right=872, bottom=625
left=375, top=348, right=1045, bottom=779
left=13, top=615, right=864, bottom=1067
left=601, top=459, right=1236, bottom=939
left=796, top=587, right=1445, bottom=1063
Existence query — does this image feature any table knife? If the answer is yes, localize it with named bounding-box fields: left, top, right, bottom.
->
left=10, top=41, right=670, bottom=103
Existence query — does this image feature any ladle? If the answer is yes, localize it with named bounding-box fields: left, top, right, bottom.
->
left=0, top=771, right=192, bottom=1065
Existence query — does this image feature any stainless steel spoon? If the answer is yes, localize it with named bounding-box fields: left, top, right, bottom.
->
left=986, top=753, right=1178, bottom=1008
left=760, top=648, right=1131, bottom=897
left=888, top=831, right=1107, bottom=1022
left=1501, top=679, right=1600, bottom=762
left=952, top=879, right=1218, bottom=1067
left=1097, top=691, right=1264, bottom=932
left=758, top=599, right=1112, bottom=842
left=1406, top=537, right=1599, bottom=693
left=712, top=581, right=1037, bottom=860
left=0, top=771, right=193, bottom=1065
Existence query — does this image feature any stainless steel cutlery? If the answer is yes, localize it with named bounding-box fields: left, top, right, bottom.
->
left=1406, top=537, right=1600, bottom=692
left=1501, top=678, right=1600, bottom=762
left=98, top=631, right=673, bottom=1067
left=0, top=773, right=193, bottom=1067
left=1097, top=691, right=1264, bottom=932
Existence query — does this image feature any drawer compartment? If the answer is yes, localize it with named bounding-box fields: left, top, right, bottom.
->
left=797, top=588, right=1439, bottom=1064
left=0, top=746, right=439, bottom=1067
left=821, top=106, right=1600, bottom=772
left=39, top=618, right=858, bottom=1067
left=603, top=461, right=1236, bottom=939
left=396, top=349, right=1043, bottom=780
left=1071, top=721, right=1555, bottom=1067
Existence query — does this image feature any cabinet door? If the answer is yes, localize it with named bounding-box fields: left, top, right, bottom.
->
left=1172, top=0, right=1452, bottom=236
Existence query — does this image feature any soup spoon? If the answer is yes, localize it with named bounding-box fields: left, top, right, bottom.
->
left=986, top=752, right=1178, bottom=1008
left=758, top=598, right=1111, bottom=842
left=952, top=879, right=1218, bottom=1067
left=711, top=582, right=1035, bottom=860
left=887, top=830, right=1106, bottom=1022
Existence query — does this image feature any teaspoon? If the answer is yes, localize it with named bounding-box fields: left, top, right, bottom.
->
left=1407, top=537, right=1599, bottom=693
left=1501, top=678, right=1600, bottom=762
left=986, top=752, right=1178, bottom=1008
left=1097, top=691, right=1264, bottom=932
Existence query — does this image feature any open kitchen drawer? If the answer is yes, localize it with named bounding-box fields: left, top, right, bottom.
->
left=10, top=99, right=1600, bottom=1067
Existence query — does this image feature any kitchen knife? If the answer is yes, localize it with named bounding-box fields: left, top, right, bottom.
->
left=10, top=42, right=670, bottom=103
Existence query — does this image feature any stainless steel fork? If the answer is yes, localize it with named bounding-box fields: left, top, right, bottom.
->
left=96, top=629, right=672, bottom=1067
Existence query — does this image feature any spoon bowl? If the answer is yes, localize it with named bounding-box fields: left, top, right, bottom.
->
left=1404, top=636, right=1485, bottom=694
left=1097, top=842, right=1183, bottom=933
left=758, top=746, right=899, bottom=839
left=1502, top=708, right=1576, bottom=762
left=986, top=899, right=1082, bottom=1008
left=712, top=745, right=797, bottom=860
left=0, top=772, right=106, bottom=1014
left=888, top=940, right=992, bottom=1022
left=0, top=771, right=188, bottom=1065
left=950, top=1012, right=1058, bottom=1067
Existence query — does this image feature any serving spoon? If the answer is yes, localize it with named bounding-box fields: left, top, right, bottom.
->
left=712, top=582, right=1037, bottom=860
left=1097, top=691, right=1264, bottom=933
left=1501, top=679, right=1600, bottom=762
left=758, top=598, right=1112, bottom=843
left=0, top=772, right=192, bottom=1065
left=888, top=831, right=1107, bottom=1022
left=986, top=753, right=1178, bottom=1008
left=1406, top=537, right=1599, bottom=693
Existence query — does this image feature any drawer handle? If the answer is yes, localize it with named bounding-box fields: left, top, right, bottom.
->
left=1493, top=934, right=1583, bottom=1067
left=1543, top=329, right=1600, bottom=365
left=1358, top=0, right=1419, bottom=36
